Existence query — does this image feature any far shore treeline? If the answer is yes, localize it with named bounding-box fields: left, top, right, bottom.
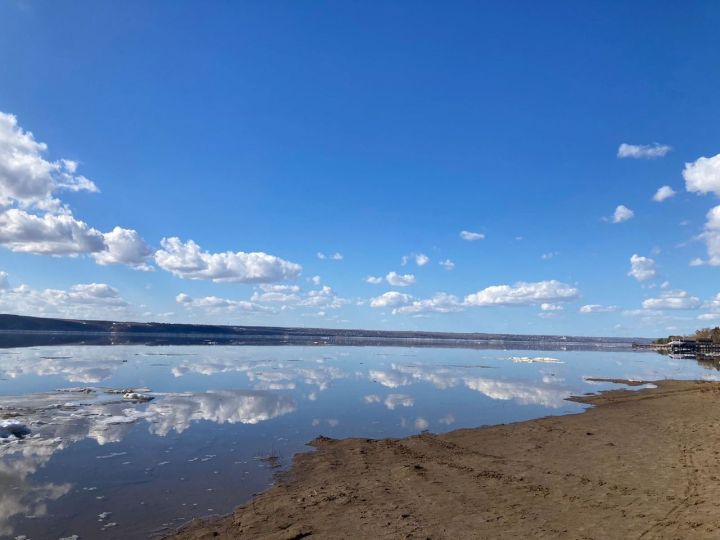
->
left=654, top=327, right=720, bottom=345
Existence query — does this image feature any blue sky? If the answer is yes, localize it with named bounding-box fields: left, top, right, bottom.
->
left=1, top=1, right=720, bottom=337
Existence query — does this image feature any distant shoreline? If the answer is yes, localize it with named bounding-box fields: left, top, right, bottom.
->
left=0, top=313, right=652, bottom=350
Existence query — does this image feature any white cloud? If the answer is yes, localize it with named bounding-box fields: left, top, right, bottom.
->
left=699, top=205, right=720, bottom=266
left=628, top=254, right=656, bottom=282
left=0, top=208, right=104, bottom=255
left=706, top=293, right=720, bottom=310
left=260, top=284, right=301, bottom=293
left=393, top=293, right=463, bottom=315
left=611, top=205, right=634, bottom=223
left=176, top=292, right=270, bottom=313
left=250, top=284, right=302, bottom=302
left=155, top=237, right=301, bottom=283
left=386, top=271, right=415, bottom=287
left=370, top=291, right=413, bottom=308
left=0, top=276, right=130, bottom=319
left=698, top=313, right=720, bottom=321
left=439, top=259, right=455, bottom=270
left=642, top=289, right=701, bottom=310
left=464, top=280, right=579, bottom=307
left=414, top=417, right=429, bottom=430
left=248, top=284, right=348, bottom=311
left=0, top=112, right=150, bottom=269
left=365, top=276, right=383, bottom=284
left=540, top=303, right=563, bottom=311
left=369, top=291, right=463, bottom=316
left=541, top=251, right=558, bottom=260
left=414, top=253, right=429, bottom=266
left=93, top=226, right=153, bottom=270
left=317, top=252, right=343, bottom=261
left=683, top=154, right=720, bottom=196
left=310, top=275, right=321, bottom=285
left=459, top=230, right=485, bottom=241
left=617, top=143, right=672, bottom=159
left=298, top=286, right=348, bottom=309
left=579, top=304, right=618, bottom=314
left=652, top=185, right=676, bottom=202
left=0, top=111, right=98, bottom=209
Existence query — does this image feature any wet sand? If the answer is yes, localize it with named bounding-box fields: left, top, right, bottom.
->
left=171, top=379, right=720, bottom=539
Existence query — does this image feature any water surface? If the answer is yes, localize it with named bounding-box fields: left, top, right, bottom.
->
left=0, top=345, right=715, bottom=539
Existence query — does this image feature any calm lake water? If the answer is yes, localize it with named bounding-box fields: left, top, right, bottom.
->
left=0, top=344, right=716, bottom=539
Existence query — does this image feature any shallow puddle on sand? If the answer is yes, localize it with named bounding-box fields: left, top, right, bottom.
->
left=0, top=345, right=716, bottom=538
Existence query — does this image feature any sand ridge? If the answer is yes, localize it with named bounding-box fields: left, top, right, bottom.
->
left=171, top=379, right=720, bottom=539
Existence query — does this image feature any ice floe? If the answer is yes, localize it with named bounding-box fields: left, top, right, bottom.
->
left=510, top=356, right=564, bottom=364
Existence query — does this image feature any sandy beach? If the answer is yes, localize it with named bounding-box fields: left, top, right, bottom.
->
left=171, top=379, right=720, bottom=539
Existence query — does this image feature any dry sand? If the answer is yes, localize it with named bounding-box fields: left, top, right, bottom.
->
left=171, top=379, right=720, bottom=539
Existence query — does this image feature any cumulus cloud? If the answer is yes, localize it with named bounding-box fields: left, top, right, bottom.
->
left=414, top=253, right=430, bottom=266
left=386, top=271, right=416, bottom=287
left=579, top=304, right=618, bottom=314
left=611, top=205, right=634, bottom=223
left=642, top=289, right=701, bottom=310
left=628, top=254, right=656, bottom=282
left=617, top=143, right=672, bottom=159
left=248, top=284, right=348, bottom=311
left=176, top=292, right=271, bottom=313
left=0, top=111, right=98, bottom=209
left=683, top=154, right=720, bottom=196
left=0, top=276, right=130, bottom=319
left=652, top=185, right=676, bottom=202
left=93, top=226, right=153, bottom=270
left=369, top=291, right=463, bottom=315
left=0, top=204, right=151, bottom=269
left=699, top=205, right=720, bottom=266
left=393, top=293, right=463, bottom=315
left=317, top=252, right=343, bottom=261
left=459, top=230, right=485, bottom=241
left=155, top=237, right=301, bottom=283
left=464, top=280, right=579, bottom=307
left=0, top=112, right=154, bottom=269
left=250, top=283, right=302, bottom=304
left=0, top=208, right=105, bottom=255
left=439, top=259, right=455, bottom=270
left=370, top=291, right=413, bottom=308
left=298, top=286, right=349, bottom=310
left=365, top=276, right=383, bottom=284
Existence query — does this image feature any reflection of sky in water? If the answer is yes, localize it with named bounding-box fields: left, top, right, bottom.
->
left=0, top=345, right=717, bottom=538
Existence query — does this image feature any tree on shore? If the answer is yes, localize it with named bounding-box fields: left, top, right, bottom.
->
left=655, top=327, right=720, bottom=344
left=693, top=327, right=720, bottom=343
